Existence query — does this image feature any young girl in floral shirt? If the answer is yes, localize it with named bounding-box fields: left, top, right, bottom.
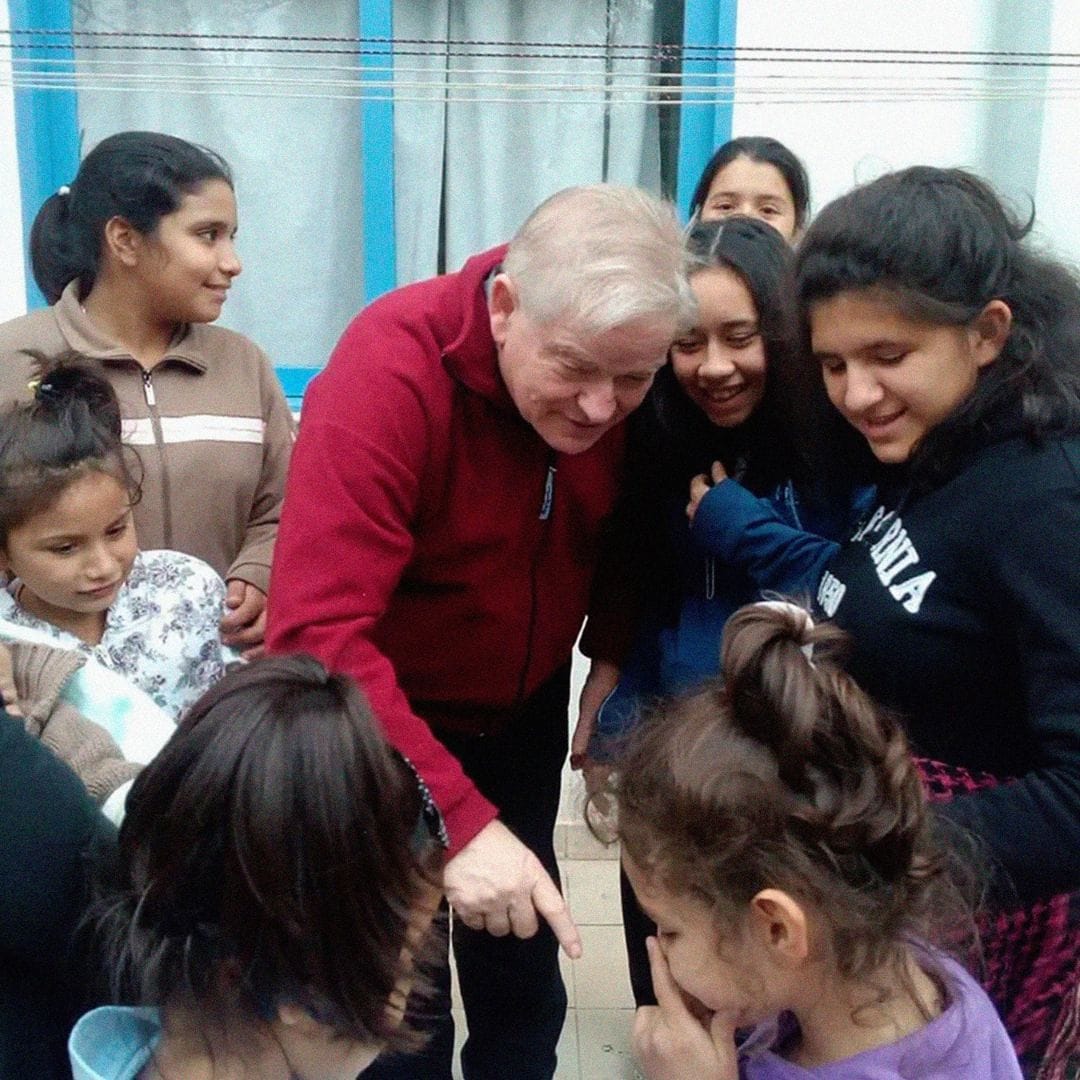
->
left=0, top=358, right=235, bottom=721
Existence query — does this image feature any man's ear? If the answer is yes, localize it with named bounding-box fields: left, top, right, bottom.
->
left=101, top=215, right=145, bottom=268
left=970, top=299, right=1012, bottom=369
left=488, top=273, right=518, bottom=349
left=748, top=888, right=809, bottom=965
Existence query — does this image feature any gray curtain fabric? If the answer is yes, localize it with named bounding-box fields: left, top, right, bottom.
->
left=72, top=0, right=365, bottom=369
left=393, top=0, right=663, bottom=282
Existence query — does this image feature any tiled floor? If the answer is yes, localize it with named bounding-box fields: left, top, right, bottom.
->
left=451, top=829, right=640, bottom=1079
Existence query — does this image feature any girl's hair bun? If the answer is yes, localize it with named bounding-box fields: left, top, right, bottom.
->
left=28, top=353, right=123, bottom=440
left=720, top=599, right=826, bottom=778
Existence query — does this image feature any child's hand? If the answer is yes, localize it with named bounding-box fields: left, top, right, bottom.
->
left=686, top=461, right=728, bottom=524
left=633, top=937, right=739, bottom=1080
left=570, top=659, right=620, bottom=817
left=0, top=642, right=20, bottom=717
left=220, top=580, right=267, bottom=660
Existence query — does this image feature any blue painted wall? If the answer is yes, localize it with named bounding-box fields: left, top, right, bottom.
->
left=359, top=0, right=397, bottom=304
left=8, top=0, right=81, bottom=309
left=676, top=0, right=738, bottom=219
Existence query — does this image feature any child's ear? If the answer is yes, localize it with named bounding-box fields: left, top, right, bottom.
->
left=748, top=888, right=809, bottom=964
left=970, top=299, right=1012, bottom=369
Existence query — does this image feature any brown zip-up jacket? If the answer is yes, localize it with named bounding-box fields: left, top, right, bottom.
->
left=0, top=283, right=295, bottom=593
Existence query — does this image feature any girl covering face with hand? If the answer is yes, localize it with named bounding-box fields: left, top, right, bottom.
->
left=610, top=602, right=1022, bottom=1080
left=0, top=131, right=294, bottom=658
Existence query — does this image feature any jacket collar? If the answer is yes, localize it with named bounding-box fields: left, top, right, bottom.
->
left=53, top=281, right=208, bottom=373
left=440, top=244, right=515, bottom=411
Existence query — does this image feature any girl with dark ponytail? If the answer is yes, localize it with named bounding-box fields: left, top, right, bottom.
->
left=0, top=357, right=234, bottom=721
left=613, top=601, right=1021, bottom=1080
left=0, top=131, right=294, bottom=658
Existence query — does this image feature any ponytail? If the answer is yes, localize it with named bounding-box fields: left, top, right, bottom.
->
left=29, top=188, right=86, bottom=304
left=721, top=603, right=929, bottom=886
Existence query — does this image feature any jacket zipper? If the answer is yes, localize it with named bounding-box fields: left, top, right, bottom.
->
left=539, top=461, right=557, bottom=521
left=141, top=369, right=173, bottom=549
left=516, top=451, right=557, bottom=703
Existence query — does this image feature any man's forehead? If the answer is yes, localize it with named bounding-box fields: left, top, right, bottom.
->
left=541, top=316, right=672, bottom=364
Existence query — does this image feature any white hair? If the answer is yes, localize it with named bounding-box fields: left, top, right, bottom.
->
left=502, top=184, right=695, bottom=336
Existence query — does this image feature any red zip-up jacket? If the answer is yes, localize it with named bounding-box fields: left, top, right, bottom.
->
left=267, top=247, right=626, bottom=852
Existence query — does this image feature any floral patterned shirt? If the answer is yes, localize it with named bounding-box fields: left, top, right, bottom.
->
left=0, top=549, right=236, bottom=720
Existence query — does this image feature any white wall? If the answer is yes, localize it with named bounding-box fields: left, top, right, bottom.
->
left=732, top=0, right=987, bottom=204
left=1034, top=2, right=1080, bottom=266
left=0, top=0, right=28, bottom=321
left=729, top=0, right=1078, bottom=263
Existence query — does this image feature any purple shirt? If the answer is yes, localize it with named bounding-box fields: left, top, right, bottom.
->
left=740, top=953, right=1022, bottom=1079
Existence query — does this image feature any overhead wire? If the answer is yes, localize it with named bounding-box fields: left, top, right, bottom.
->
left=0, top=29, right=1075, bottom=106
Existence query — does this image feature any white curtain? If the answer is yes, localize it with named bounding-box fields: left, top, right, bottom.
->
left=393, top=0, right=662, bottom=282
left=72, top=0, right=365, bottom=370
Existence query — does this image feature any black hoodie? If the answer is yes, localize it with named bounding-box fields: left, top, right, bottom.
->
left=818, top=412, right=1080, bottom=904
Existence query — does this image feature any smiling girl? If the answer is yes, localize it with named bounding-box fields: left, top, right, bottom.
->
left=797, top=166, right=1080, bottom=1074
left=0, top=360, right=234, bottom=720
left=0, top=132, right=294, bottom=657
left=574, top=217, right=867, bottom=1007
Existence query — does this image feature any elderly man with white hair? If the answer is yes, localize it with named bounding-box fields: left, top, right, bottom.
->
left=267, top=185, right=691, bottom=1080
